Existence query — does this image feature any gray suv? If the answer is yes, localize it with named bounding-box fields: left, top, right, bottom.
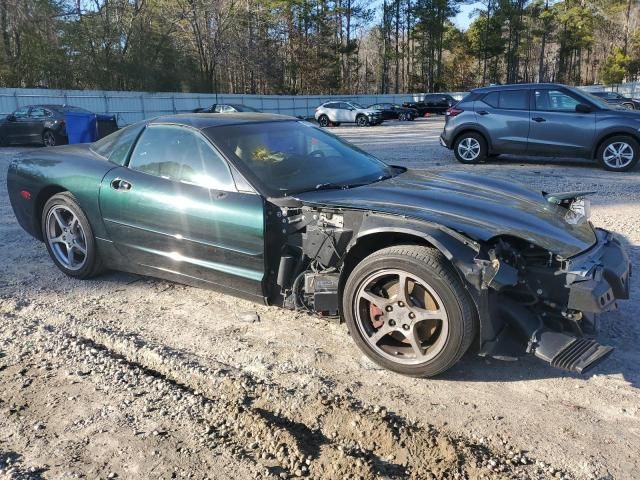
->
left=440, top=83, right=640, bottom=171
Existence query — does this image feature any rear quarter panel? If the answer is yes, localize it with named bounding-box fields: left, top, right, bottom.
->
left=7, top=145, right=116, bottom=240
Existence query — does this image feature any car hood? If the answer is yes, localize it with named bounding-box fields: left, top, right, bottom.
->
left=294, top=170, right=596, bottom=258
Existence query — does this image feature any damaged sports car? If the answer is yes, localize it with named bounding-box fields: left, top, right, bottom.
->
left=7, top=114, right=632, bottom=377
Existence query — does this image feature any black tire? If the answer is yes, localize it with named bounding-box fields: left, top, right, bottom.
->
left=453, top=132, right=487, bottom=164
left=342, top=245, right=477, bottom=377
left=356, top=115, right=369, bottom=127
left=408, top=114, right=415, bottom=121
left=42, top=129, right=57, bottom=147
left=622, top=102, right=635, bottom=110
left=41, top=192, right=104, bottom=279
left=398, top=113, right=406, bottom=121
left=596, top=135, right=639, bottom=172
left=318, top=115, right=330, bottom=127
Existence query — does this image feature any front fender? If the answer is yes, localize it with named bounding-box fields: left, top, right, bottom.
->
left=347, top=213, right=503, bottom=348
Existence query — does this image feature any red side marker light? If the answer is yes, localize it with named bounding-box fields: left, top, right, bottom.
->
left=20, top=190, right=31, bottom=200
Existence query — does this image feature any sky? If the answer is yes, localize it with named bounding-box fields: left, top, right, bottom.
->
left=453, top=2, right=483, bottom=31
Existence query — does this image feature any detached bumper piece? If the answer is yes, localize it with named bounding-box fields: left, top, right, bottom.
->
left=533, top=331, right=613, bottom=374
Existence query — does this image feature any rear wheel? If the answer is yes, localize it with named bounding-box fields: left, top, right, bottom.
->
left=398, top=113, right=407, bottom=121
left=42, top=130, right=57, bottom=147
left=343, top=245, right=477, bottom=377
left=453, top=132, right=487, bottom=164
left=42, top=193, right=104, bottom=278
left=622, top=102, right=635, bottom=110
left=318, top=115, right=330, bottom=127
left=597, top=136, right=639, bottom=172
left=356, top=115, right=369, bottom=127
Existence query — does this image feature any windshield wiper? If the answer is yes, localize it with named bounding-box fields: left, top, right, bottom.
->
left=311, top=174, right=393, bottom=192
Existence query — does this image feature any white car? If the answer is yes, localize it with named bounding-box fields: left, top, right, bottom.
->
left=314, top=101, right=383, bottom=127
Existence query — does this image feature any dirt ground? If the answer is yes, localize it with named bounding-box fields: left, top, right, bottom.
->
left=1, top=118, right=639, bottom=480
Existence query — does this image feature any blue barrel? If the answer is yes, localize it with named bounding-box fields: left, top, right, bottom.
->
left=64, top=112, right=98, bottom=144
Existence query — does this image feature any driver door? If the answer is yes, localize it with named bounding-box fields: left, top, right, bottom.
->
left=99, top=124, right=265, bottom=298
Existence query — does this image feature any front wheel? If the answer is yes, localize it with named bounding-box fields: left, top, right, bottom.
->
left=318, top=115, right=330, bottom=127
left=342, top=245, right=477, bottom=377
left=398, top=113, right=406, bottom=121
left=597, top=136, right=639, bottom=172
left=356, top=115, right=369, bottom=127
left=453, top=132, right=486, bottom=164
left=42, top=192, right=104, bottom=278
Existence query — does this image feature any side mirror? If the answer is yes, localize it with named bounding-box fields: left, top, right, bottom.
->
left=6, top=114, right=16, bottom=121
left=575, top=104, right=593, bottom=113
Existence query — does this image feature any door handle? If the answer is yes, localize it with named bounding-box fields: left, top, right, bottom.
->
left=215, top=192, right=227, bottom=200
left=477, top=110, right=489, bottom=115
left=532, top=117, right=546, bottom=123
left=111, top=178, right=132, bottom=191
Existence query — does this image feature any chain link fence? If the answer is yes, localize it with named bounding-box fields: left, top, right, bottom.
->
left=0, top=89, right=468, bottom=126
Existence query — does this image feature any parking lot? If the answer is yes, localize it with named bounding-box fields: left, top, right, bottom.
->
left=1, top=117, right=639, bottom=479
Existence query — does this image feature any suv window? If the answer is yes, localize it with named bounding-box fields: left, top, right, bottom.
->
left=323, top=102, right=340, bottom=109
left=482, top=90, right=529, bottom=109
left=128, top=125, right=234, bottom=190
left=499, top=90, right=529, bottom=109
left=534, top=89, right=580, bottom=112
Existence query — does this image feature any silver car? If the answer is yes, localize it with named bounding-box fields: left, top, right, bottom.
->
left=440, top=83, right=640, bottom=172
left=315, top=101, right=383, bottom=127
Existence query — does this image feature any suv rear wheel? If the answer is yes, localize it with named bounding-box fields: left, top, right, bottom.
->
left=453, top=132, right=487, bottom=164
left=318, top=115, right=330, bottom=127
left=597, top=136, right=639, bottom=172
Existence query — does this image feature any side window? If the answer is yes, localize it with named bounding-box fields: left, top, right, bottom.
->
left=29, top=107, right=47, bottom=118
left=213, top=105, right=224, bottom=113
left=482, top=92, right=499, bottom=108
left=14, top=107, right=29, bottom=118
left=498, top=90, right=529, bottom=110
left=534, top=89, right=580, bottom=112
left=109, top=123, right=145, bottom=165
left=128, top=125, right=235, bottom=190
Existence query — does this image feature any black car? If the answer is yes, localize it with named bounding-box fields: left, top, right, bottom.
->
left=193, top=103, right=261, bottom=113
left=590, top=91, right=640, bottom=110
left=368, top=103, right=417, bottom=121
left=403, top=94, right=457, bottom=116
left=0, top=104, right=92, bottom=147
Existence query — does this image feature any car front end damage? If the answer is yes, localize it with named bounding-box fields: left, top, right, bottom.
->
left=267, top=187, right=631, bottom=375
left=479, top=226, right=630, bottom=373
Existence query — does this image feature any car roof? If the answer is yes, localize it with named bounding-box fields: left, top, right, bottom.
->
left=470, top=83, right=570, bottom=93
left=149, top=112, right=294, bottom=129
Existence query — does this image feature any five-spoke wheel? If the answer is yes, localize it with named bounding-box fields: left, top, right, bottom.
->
left=343, top=245, right=477, bottom=377
left=355, top=269, right=449, bottom=365
left=42, top=192, right=103, bottom=278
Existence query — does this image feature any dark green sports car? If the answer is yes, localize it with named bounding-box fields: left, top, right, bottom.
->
left=7, top=113, right=631, bottom=377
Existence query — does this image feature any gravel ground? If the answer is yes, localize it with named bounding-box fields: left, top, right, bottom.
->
left=1, top=117, right=639, bottom=480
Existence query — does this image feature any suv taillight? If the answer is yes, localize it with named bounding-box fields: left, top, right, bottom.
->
left=446, top=107, right=463, bottom=117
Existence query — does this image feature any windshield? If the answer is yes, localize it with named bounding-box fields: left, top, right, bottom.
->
left=207, top=121, right=395, bottom=197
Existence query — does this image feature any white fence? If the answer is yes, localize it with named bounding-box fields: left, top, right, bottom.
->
left=0, top=89, right=467, bottom=126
